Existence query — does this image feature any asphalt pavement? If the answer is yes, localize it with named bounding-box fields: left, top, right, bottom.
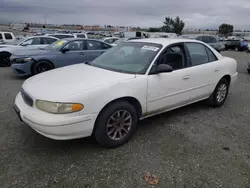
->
left=0, top=51, right=250, bottom=188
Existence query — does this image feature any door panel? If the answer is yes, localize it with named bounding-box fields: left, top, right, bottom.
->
left=54, top=51, right=87, bottom=67
left=147, top=69, right=193, bottom=114
left=54, top=40, right=87, bottom=67
left=184, top=42, right=219, bottom=102
left=85, top=50, right=105, bottom=62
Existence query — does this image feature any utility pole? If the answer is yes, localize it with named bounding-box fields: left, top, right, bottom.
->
left=44, top=15, right=46, bottom=25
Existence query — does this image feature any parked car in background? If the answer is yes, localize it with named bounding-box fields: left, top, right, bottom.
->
left=247, top=61, right=250, bottom=74
left=45, top=33, right=75, bottom=39
left=72, top=33, right=88, bottom=38
left=0, top=32, right=16, bottom=44
left=102, top=37, right=120, bottom=44
left=225, top=39, right=248, bottom=51
left=111, top=37, right=142, bottom=46
left=10, top=38, right=112, bottom=76
left=14, top=38, right=238, bottom=148
left=0, top=36, right=59, bottom=66
left=195, top=35, right=223, bottom=52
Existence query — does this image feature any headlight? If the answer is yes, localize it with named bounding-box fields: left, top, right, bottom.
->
left=14, top=57, right=33, bottom=63
left=35, top=100, right=84, bottom=114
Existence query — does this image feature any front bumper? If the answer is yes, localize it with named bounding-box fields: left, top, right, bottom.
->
left=15, top=92, right=98, bottom=140
left=11, top=61, right=33, bottom=76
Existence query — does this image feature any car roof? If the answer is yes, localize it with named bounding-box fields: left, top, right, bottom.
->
left=26, top=36, right=59, bottom=40
left=127, top=38, right=199, bottom=47
left=58, top=38, right=102, bottom=42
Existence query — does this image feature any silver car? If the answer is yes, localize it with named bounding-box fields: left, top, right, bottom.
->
left=195, top=35, right=223, bottom=52
left=0, top=36, right=59, bottom=66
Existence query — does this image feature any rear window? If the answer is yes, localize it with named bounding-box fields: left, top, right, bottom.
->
left=0, top=34, right=2, bottom=39
left=4, top=33, right=12, bottom=40
left=76, top=34, right=86, bottom=38
left=51, top=35, right=73, bottom=39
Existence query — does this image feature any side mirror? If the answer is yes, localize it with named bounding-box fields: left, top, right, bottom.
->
left=155, top=64, right=173, bottom=74
left=61, top=48, right=69, bottom=53
left=21, top=43, right=29, bottom=46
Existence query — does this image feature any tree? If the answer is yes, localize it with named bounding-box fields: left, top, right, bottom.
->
left=172, top=16, right=185, bottom=35
left=218, top=23, right=234, bottom=37
left=148, top=27, right=161, bottom=32
left=162, top=16, right=185, bottom=34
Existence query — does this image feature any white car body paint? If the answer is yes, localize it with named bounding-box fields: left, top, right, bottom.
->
left=15, top=38, right=238, bottom=140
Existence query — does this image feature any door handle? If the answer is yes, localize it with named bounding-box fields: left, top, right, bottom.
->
left=183, top=75, right=190, bottom=80
left=214, top=68, right=219, bottom=72
left=78, top=52, right=85, bottom=55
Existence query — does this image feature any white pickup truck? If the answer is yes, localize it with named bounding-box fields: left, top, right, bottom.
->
left=0, top=32, right=16, bottom=44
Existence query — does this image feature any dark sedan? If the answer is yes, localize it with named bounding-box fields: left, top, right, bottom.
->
left=10, top=38, right=112, bottom=76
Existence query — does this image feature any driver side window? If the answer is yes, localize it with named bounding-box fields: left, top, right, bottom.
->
left=20, top=38, right=33, bottom=46
left=21, top=38, right=41, bottom=46
left=62, top=41, right=85, bottom=51
left=156, top=44, right=185, bottom=71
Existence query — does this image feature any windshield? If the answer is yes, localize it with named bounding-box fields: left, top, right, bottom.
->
left=13, top=38, right=26, bottom=45
left=90, top=42, right=162, bottom=74
left=45, top=39, right=68, bottom=50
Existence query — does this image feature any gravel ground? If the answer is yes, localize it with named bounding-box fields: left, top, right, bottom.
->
left=0, top=51, right=250, bottom=188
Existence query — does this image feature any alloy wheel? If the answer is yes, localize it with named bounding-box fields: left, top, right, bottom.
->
left=216, top=83, right=227, bottom=103
left=106, top=110, right=132, bottom=140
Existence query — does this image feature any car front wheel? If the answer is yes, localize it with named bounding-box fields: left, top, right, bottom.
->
left=208, top=78, right=229, bottom=107
left=32, top=60, right=54, bottom=75
left=94, top=101, right=138, bottom=148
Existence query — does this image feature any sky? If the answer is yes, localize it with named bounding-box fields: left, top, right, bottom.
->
left=1, top=0, right=250, bottom=29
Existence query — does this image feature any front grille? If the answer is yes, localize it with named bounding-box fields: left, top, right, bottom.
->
left=21, top=88, right=33, bottom=107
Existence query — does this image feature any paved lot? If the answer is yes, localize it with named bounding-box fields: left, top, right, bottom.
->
left=0, top=51, right=250, bottom=188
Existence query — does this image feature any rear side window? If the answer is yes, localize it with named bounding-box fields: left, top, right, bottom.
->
left=209, top=36, right=217, bottom=43
left=87, top=40, right=108, bottom=50
left=4, top=33, right=12, bottom=40
left=42, top=37, right=57, bottom=44
left=196, top=36, right=203, bottom=41
left=0, top=33, right=2, bottom=39
left=201, top=36, right=210, bottom=43
left=185, top=43, right=209, bottom=66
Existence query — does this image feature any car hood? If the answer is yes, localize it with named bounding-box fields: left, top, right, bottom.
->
left=22, top=64, right=136, bottom=101
left=0, top=46, right=22, bottom=52
left=12, top=49, right=53, bottom=56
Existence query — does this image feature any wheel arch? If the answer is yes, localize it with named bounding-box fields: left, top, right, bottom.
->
left=93, top=96, right=143, bottom=132
left=30, top=59, right=55, bottom=75
left=0, top=51, right=12, bottom=56
left=221, top=74, right=231, bottom=85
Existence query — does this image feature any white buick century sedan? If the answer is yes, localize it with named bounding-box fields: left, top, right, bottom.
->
left=14, top=38, right=238, bottom=148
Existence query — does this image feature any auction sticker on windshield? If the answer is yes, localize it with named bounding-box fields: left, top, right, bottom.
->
left=56, top=40, right=67, bottom=46
left=142, top=45, right=159, bottom=51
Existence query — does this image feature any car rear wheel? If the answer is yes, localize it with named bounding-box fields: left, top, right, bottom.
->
left=32, top=60, right=54, bottom=75
left=94, top=101, right=138, bottom=148
left=208, top=78, right=229, bottom=107
left=247, top=69, right=250, bottom=74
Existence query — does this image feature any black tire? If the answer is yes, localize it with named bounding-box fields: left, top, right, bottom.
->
left=94, top=101, right=138, bottom=148
left=208, top=78, right=229, bottom=107
left=248, top=69, right=250, bottom=74
left=0, top=52, right=11, bottom=67
left=32, top=60, right=54, bottom=75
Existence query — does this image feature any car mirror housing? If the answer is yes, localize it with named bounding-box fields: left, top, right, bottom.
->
left=155, top=64, right=173, bottom=74
left=61, top=48, right=69, bottom=53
